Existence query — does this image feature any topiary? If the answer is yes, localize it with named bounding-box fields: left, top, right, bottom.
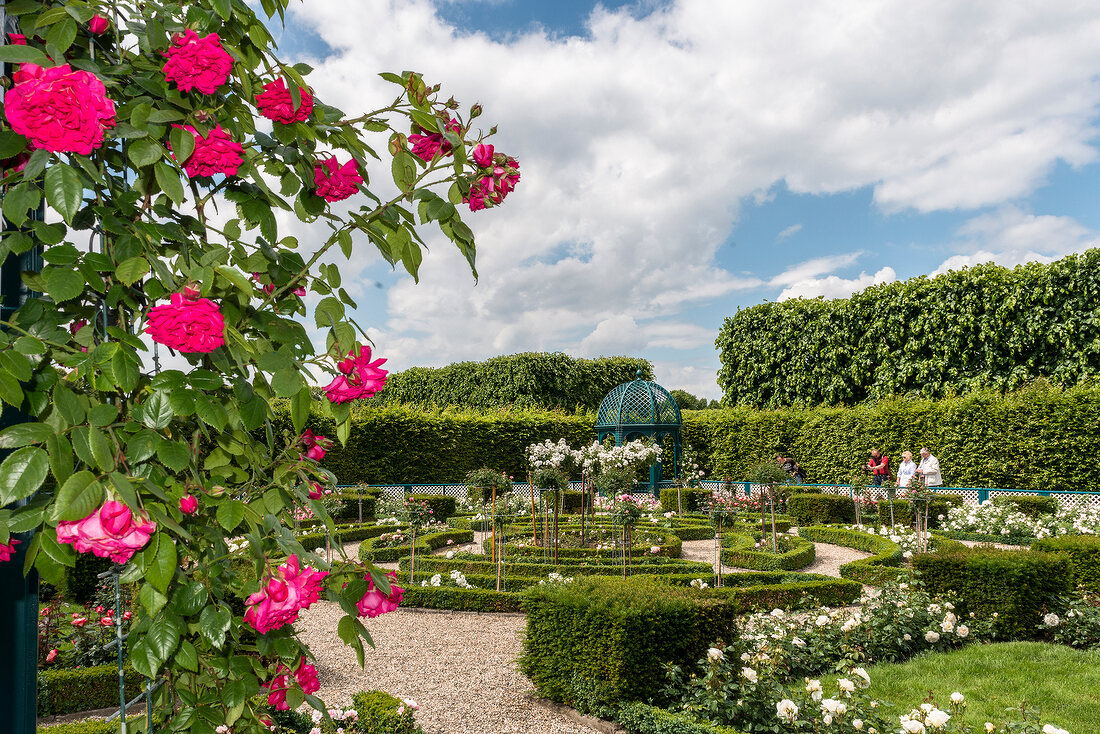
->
left=464, top=467, right=513, bottom=502
left=992, top=494, right=1059, bottom=518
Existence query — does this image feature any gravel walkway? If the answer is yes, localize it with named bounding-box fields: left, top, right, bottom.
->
left=297, top=604, right=597, bottom=734
left=679, top=538, right=872, bottom=577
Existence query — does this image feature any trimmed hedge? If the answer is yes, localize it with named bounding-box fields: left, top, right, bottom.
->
left=358, top=529, right=473, bottom=563
left=877, top=494, right=964, bottom=528
left=407, top=494, right=457, bottom=523
left=992, top=494, right=1059, bottom=518
left=1031, top=535, right=1100, bottom=595
left=64, top=553, right=113, bottom=605
left=520, top=576, right=737, bottom=707
left=351, top=689, right=423, bottom=734
left=797, top=526, right=904, bottom=585
left=39, top=665, right=143, bottom=716
left=329, top=492, right=377, bottom=522
left=659, top=487, right=714, bottom=513
left=787, top=494, right=855, bottom=526
left=938, top=530, right=1036, bottom=546
left=494, top=530, right=682, bottom=559
left=616, top=702, right=745, bottom=734
left=296, top=522, right=407, bottom=552
left=912, top=547, right=1073, bottom=639
left=401, top=585, right=524, bottom=612
left=720, top=533, right=816, bottom=571
left=38, top=720, right=140, bottom=734
left=403, top=555, right=714, bottom=578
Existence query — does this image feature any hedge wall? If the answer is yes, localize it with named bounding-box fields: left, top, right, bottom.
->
left=716, top=249, right=1100, bottom=407
left=1031, top=535, right=1100, bottom=595
left=39, top=665, right=143, bottom=716
left=374, top=352, right=652, bottom=412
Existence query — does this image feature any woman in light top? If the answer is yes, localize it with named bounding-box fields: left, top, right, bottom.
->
left=896, top=450, right=917, bottom=488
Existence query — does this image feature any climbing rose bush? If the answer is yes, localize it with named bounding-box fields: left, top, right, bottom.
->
left=0, top=1, right=518, bottom=729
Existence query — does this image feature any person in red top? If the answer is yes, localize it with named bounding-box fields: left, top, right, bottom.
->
left=866, top=448, right=891, bottom=486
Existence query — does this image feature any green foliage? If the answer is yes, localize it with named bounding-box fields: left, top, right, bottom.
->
left=786, top=493, right=856, bottom=526
left=561, top=490, right=586, bottom=513
left=38, top=720, right=140, bottom=734
left=38, top=665, right=143, bottom=716
left=375, top=352, right=652, bottom=411
left=1031, top=535, right=1100, bottom=595
left=682, top=382, right=1100, bottom=491
left=720, top=533, right=815, bottom=571
left=519, top=576, right=738, bottom=707
left=615, top=701, right=744, bottom=734
left=743, top=462, right=791, bottom=486
left=63, top=552, right=113, bottom=604
left=407, top=493, right=456, bottom=522
left=912, top=547, right=1073, bottom=639
left=797, top=526, right=905, bottom=585
left=464, top=467, right=512, bottom=502
left=351, top=690, right=424, bottom=734
left=992, top=494, right=1059, bottom=518
left=357, top=528, right=472, bottom=563
left=295, top=522, right=404, bottom=553
left=878, top=494, right=963, bottom=527
left=670, top=390, right=717, bottom=412
left=402, top=585, right=524, bottom=612
left=531, top=467, right=569, bottom=492
left=716, top=250, right=1100, bottom=407
left=659, top=487, right=713, bottom=512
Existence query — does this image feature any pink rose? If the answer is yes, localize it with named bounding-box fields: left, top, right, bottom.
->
left=171, top=124, right=243, bottom=178
left=46, top=649, right=58, bottom=662
left=0, top=538, right=20, bottom=562
left=408, top=116, right=462, bottom=162
left=243, top=555, right=328, bottom=634
left=4, top=64, right=116, bottom=155
left=295, top=658, right=320, bottom=695
left=162, top=30, right=233, bottom=94
left=313, top=157, right=362, bottom=202
left=299, top=429, right=330, bottom=462
left=263, top=669, right=290, bottom=711
left=308, top=482, right=323, bottom=500
left=100, top=616, right=113, bottom=627
left=88, top=14, right=110, bottom=35
left=356, top=570, right=403, bottom=619
left=145, top=291, right=225, bottom=353
left=324, top=345, right=389, bottom=404
left=464, top=156, right=520, bottom=212
left=471, top=143, right=494, bottom=168
left=72, top=617, right=88, bottom=627
left=256, top=78, right=314, bottom=124
left=304, top=445, right=325, bottom=462
left=179, top=495, right=198, bottom=514
left=8, top=34, right=27, bottom=45
left=96, top=606, right=104, bottom=613
left=56, top=501, right=155, bottom=564
left=123, top=611, right=132, bottom=620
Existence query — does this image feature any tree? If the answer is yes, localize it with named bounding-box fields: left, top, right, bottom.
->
left=0, top=1, right=518, bottom=730
left=671, top=389, right=709, bottom=410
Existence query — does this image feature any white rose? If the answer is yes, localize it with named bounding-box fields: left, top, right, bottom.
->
left=853, top=720, right=864, bottom=730
left=950, top=692, right=964, bottom=704
left=707, top=647, right=723, bottom=662
left=1043, top=613, right=1061, bottom=627
left=853, top=667, right=871, bottom=687
left=838, top=678, right=856, bottom=694
left=956, top=625, right=969, bottom=638
left=926, top=708, right=951, bottom=728
left=792, top=636, right=806, bottom=647
left=925, top=630, right=940, bottom=643
left=776, top=699, right=798, bottom=723
left=985, top=724, right=995, bottom=733
left=903, top=633, right=912, bottom=641
left=815, top=614, right=830, bottom=626
left=741, top=666, right=758, bottom=683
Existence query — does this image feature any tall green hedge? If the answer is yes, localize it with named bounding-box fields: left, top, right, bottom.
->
left=716, top=249, right=1100, bottom=407
left=374, top=352, right=652, bottom=412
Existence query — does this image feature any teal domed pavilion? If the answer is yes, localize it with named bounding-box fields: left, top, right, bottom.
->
left=594, top=370, right=682, bottom=493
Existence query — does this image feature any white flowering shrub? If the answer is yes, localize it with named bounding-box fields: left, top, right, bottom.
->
left=941, top=501, right=1100, bottom=540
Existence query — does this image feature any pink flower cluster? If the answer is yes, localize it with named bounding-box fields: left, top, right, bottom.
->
left=408, top=116, right=462, bottom=162
left=56, top=501, right=156, bottom=564
left=356, top=570, right=404, bottom=618
left=314, top=157, right=362, bottom=202
left=4, top=63, right=116, bottom=154
left=162, top=30, right=233, bottom=94
left=145, top=291, right=225, bottom=353
left=300, top=429, right=331, bottom=462
left=263, top=657, right=320, bottom=710
left=0, top=538, right=21, bottom=562
left=324, top=345, right=388, bottom=404
left=256, top=78, right=314, bottom=124
left=465, top=144, right=520, bottom=212
left=244, top=555, right=328, bottom=634
left=171, top=124, right=244, bottom=178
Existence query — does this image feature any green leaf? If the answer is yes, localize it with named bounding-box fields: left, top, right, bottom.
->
left=175, top=639, right=198, bottom=672
left=41, top=266, right=85, bottom=303
left=141, top=391, right=174, bottom=429
left=0, top=45, right=51, bottom=65
left=0, top=371, right=22, bottom=409
left=195, top=395, right=228, bottom=431
left=0, top=131, right=27, bottom=160
left=0, top=423, right=54, bottom=449
left=44, top=17, right=77, bottom=54
left=44, top=163, right=84, bottom=224
left=127, top=138, right=163, bottom=168
left=0, top=447, right=48, bottom=505
left=47, top=434, right=73, bottom=486
left=290, top=387, right=311, bottom=435
left=139, top=582, right=168, bottom=617
left=239, top=395, right=268, bottom=431
left=157, top=440, right=191, bottom=472
left=130, top=637, right=163, bottom=679
left=270, top=369, right=304, bottom=398
left=154, top=160, right=185, bottom=204
left=171, top=581, right=209, bottom=617
left=115, top=256, right=149, bottom=286
left=54, top=385, right=85, bottom=425
left=199, top=605, right=232, bottom=649
left=2, top=182, right=40, bottom=228
left=39, top=528, right=75, bottom=568
left=391, top=150, right=418, bottom=192
left=144, top=534, right=177, bottom=593
left=87, top=425, right=116, bottom=471
left=88, top=402, right=119, bottom=427
left=216, top=500, right=245, bottom=532
left=211, top=0, right=232, bottom=20
left=50, top=471, right=103, bottom=522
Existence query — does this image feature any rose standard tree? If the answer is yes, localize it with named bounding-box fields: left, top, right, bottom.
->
left=0, top=0, right=518, bottom=731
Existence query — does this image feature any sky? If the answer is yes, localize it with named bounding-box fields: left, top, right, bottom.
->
left=266, top=0, right=1100, bottom=400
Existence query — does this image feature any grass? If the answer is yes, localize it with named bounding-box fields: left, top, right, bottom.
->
left=829, top=642, right=1100, bottom=730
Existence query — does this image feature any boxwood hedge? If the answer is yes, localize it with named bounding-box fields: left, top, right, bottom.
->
left=720, top=533, right=815, bottom=571
left=38, top=665, right=143, bottom=716
left=1031, top=535, right=1100, bottom=595
left=358, top=529, right=473, bottom=563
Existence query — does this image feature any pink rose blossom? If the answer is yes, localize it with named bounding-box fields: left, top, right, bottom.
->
left=256, top=78, right=314, bottom=124
left=100, top=616, right=113, bottom=627
left=96, top=606, right=104, bottom=613
left=145, top=291, right=225, bottom=353
left=464, top=157, right=520, bottom=212
left=251, top=272, right=276, bottom=295
left=46, top=649, right=58, bottom=662
left=263, top=669, right=290, bottom=710
left=162, top=30, right=233, bottom=94
left=295, top=658, right=320, bottom=695
left=4, top=64, right=116, bottom=154
left=56, top=501, right=155, bottom=564
left=324, top=345, right=388, bottom=404
left=356, top=570, right=404, bottom=619
left=179, top=495, right=198, bottom=514
left=408, top=116, right=462, bottom=162
left=471, top=143, right=494, bottom=168
left=243, top=555, right=328, bottom=634
left=171, top=124, right=243, bottom=178
left=308, top=483, right=324, bottom=500
left=313, top=157, right=362, bottom=202
left=72, top=617, right=88, bottom=627
left=123, top=611, right=132, bottom=620
left=0, top=538, right=20, bottom=562
left=88, top=14, right=110, bottom=35
left=8, top=34, right=27, bottom=45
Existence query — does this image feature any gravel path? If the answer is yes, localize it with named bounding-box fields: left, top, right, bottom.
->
left=297, top=604, right=597, bottom=734
left=679, top=538, right=872, bottom=577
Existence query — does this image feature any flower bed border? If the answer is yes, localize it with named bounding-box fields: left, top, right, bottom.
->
left=720, top=533, right=816, bottom=571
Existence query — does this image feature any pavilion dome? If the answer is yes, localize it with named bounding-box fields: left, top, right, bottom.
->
left=595, top=370, right=682, bottom=431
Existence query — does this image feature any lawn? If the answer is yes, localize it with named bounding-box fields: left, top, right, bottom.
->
left=833, top=642, right=1100, bottom=730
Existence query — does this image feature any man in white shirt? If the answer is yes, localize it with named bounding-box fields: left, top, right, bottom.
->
left=916, top=447, right=942, bottom=487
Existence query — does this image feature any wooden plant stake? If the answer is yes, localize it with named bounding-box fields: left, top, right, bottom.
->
left=769, top=485, right=778, bottom=552
left=491, top=485, right=497, bottom=566
left=529, top=471, right=538, bottom=544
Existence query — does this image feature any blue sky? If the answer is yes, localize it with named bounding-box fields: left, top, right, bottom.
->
left=272, top=1, right=1100, bottom=399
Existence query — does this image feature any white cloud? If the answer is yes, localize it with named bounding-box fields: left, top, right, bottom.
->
left=777, top=224, right=802, bottom=241
left=278, top=0, right=1100, bottom=389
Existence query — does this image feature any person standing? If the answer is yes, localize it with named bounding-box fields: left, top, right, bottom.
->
left=866, top=448, right=891, bottom=487
left=896, top=450, right=917, bottom=488
left=916, top=447, right=943, bottom=487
